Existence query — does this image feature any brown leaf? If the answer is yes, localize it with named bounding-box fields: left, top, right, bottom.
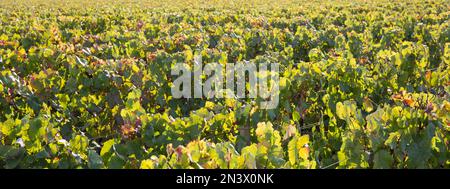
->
left=402, top=98, right=414, bottom=107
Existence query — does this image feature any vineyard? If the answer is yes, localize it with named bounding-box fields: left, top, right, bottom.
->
left=0, top=0, right=449, bottom=169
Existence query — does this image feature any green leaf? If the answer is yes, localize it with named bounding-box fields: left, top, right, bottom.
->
left=288, top=137, right=298, bottom=165
left=373, top=150, right=393, bottom=169
left=385, top=132, right=400, bottom=150
left=0, top=145, right=25, bottom=169
left=107, top=154, right=126, bottom=169
left=240, top=144, right=257, bottom=169
left=292, top=110, right=300, bottom=122
left=88, top=150, right=104, bottom=169
left=70, top=135, right=88, bottom=154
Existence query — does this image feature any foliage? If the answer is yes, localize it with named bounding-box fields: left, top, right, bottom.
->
left=0, top=0, right=449, bottom=169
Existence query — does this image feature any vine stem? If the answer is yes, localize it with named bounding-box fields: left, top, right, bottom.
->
left=321, top=161, right=340, bottom=169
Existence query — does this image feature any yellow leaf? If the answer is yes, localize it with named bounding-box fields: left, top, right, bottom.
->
left=185, top=49, right=193, bottom=62
left=132, top=64, right=139, bottom=73
left=140, top=159, right=155, bottom=169
left=312, top=65, right=321, bottom=74
left=363, top=97, right=374, bottom=112
left=297, top=135, right=309, bottom=147
left=205, top=101, right=215, bottom=110
left=299, top=147, right=309, bottom=160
